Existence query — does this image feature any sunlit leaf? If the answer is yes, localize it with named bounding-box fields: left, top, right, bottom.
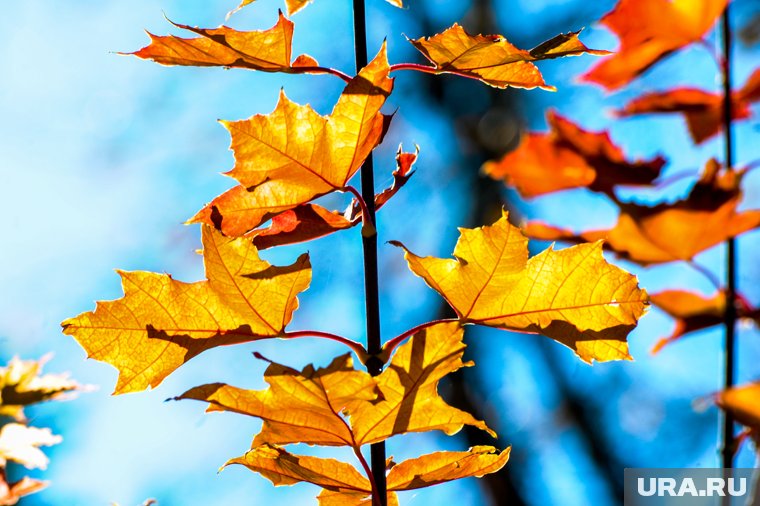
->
left=61, top=226, right=311, bottom=394
left=616, top=69, right=760, bottom=144
left=0, top=356, right=84, bottom=422
left=190, top=44, right=393, bottom=236
left=248, top=148, right=417, bottom=249
left=0, top=476, right=47, bottom=506
left=178, top=354, right=377, bottom=447
left=352, top=322, right=495, bottom=445
left=650, top=290, right=725, bottom=352
left=394, top=211, right=648, bottom=363
left=317, top=489, right=399, bottom=506
left=482, top=111, right=665, bottom=198
left=131, top=13, right=320, bottom=73
left=582, top=0, right=728, bottom=90
left=716, top=383, right=760, bottom=447
left=386, top=446, right=510, bottom=491
left=229, top=0, right=402, bottom=17
left=409, top=25, right=607, bottom=90
left=0, top=424, right=61, bottom=471
left=524, top=160, right=760, bottom=265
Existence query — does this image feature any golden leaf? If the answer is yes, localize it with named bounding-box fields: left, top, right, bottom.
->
left=394, top=211, right=648, bottom=363
left=178, top=354, right=377, bottom=447
left=190, top=44, right=393, bottom=236
left=131, top=13, right=318, bottom=73
left=351, top=322, right=494, bottom=445
left=386, top=446, right=510, bottom=490
left=409, top=25, right=607, bottom=90
left=0, top=424, right=61, bottom=471
left=61, top=225, right=311, bottom=394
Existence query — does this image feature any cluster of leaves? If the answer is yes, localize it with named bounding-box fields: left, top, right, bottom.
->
left=0, top=356, right=84, bottom=505
left=483, top=0, right=760, bottom=454
left=61, top=0, right=651, bottom=503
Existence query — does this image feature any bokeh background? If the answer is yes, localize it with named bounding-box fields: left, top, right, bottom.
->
left=2, top=0, right=760, bottom=504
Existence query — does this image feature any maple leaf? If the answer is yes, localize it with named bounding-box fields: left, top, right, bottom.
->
left=482, top=111, right=665, bottom=198
left=0, top=356, right=84, bottom=422
left=715, top=382, right=760, bottom=447
left=0, top=424, right=61, bottom=471
left=650, top=290, right=759, bottom=352
left=131, top=12, right=320, bottom=74
left=178, top=354, right=377, bottom=447
left=61, top=225, right=311, bottom=394
left=581, top=0, right=728, bottom=90
left=0, top=475, right=47, bottom=506
left=317, top=489, right=399, bottom=506
left=409, top=25, right=607, bottom=90
left=229, top=0, right=402, bottom=17
left=248, top=148, right=417, bottom=249
left=180, top=322, right=492, bottom=446
left=385, top=446, right=510, bottom=490
left=393, top=211, right=648, bottom=363
left=524, top=160, right=760, bottom=265
left=190, top=44, right=393, bottom=237
left=615, top=69, right=760, bottom=144
left=351, top=322, right=494, bottom=444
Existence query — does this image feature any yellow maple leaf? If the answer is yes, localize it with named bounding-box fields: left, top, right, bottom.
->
left=131, top=13, right=319, bottom=73
left=393, top=211, right=648, bottom=363
left=386, top=445, right=510, bottom=490
left=178, top=354, right=377, bottom=447
left=408, top=24, right=607, bottom=90
left=351, top=322, right=494, bottom=445
left=61, top=225, right=311, bottom=394
left=190, top=43, right=393, bottom=237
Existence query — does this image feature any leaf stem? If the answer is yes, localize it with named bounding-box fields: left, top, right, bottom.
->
left=351, top=0, right=387, bottom=504
left=389, top=62, right=440, bottom=75
left=343, top=186, right=377, bottom=237
left=352, top=445, right=381, bottom=506
left=720, top=4, right=737, bottom=479
left=382, top=318, right=461, bottom=358
left=281, top=330, right=368, bottom=359
left=290, top=66, right=353, bottom=83
left=697, top=38, right=725, bottom=71
left=686, top=261, right=723, bottom=291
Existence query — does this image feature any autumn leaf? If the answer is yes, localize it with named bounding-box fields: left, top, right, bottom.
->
left=352, top=322, right=494, bottom=444
left=190, top=43, right=393, bottom=237
left=229, top=0, right=402, bottom=17
left=61, top=225, right=311, bottom=394
left=524, top=160, right=760, bottom=265
left=0, top=476, right=47, bottom=506
left=716, top=382, right=760, bottom=447
left=317, top=489, right=399, bottom=506
left=131, top=12, right=320, bottom=74
left=581, top=0, right=728, bottom=90
left=0, top=356, right=84, bottom=422
left=482, top=111, right=665, bottom=198
left=180, top=322, right=492, bottom=446
left=393, top=211, right=648, bottom=363
left=615, top=69, right=760, bottom=144
left=386, top=446, right=510, bottom=491
left=0, top=424, right=61, bottom=471
left=650, top=290, right=759, bottom=352
left=409, top=25, right=607, bottom=90
left=248, top=148, right=417, bottom=249
left=178, top=354, right=377, bottom=447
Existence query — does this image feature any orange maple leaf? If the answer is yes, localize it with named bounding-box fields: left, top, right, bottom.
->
left=131, top=13, right=320, bottom=73
left=716, top=382, right=760, bottom=448
left=190, top=43, right=393, bottom=236
left=482, top=111, right=665, bottom=198
left=393, top=211, right=648, bottom=363
left=61, top=226, right=311, bottom=394
left=248, top=148, right=417, bottom=249
left=409, top=25, right=607, bottom=90
left=615, top=68, right=760, bottom=144
left=524, top=160, right=760, bottom=265
left=582, top=0, right=728, bottom=90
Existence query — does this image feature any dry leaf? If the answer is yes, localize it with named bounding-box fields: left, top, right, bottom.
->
left=482, top=111, right=664, bottom=197
left=410, top=25, right=607, bottom=90
left=62, top=225, right=311, bottom=394
left=394, top=211, right=648, bottom=363
left=582, top=0, right=728, bottom=90
left=190, top=43, right=393, bottom=236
